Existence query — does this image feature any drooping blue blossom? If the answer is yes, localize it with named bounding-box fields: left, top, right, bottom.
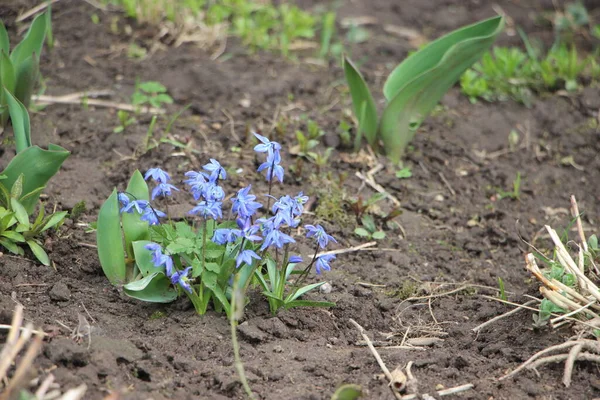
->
left=253, top=132, right=282, bottom=155
left=237, top=217, right=262, bottom=242
left=189, top=200, right=223, bottom=220
left=120, top=199, right=149, bottom=214
left=140, top=207, right=166, bottom=225
left=257, top=150, right=284, bottom=183
left=289, top=255, right=303, bottom=264
left=144, top=168, right=171, bottom=184
left=271, top=195, right=297, bottom=227
left=203, top=159, right=226, bottom=182
left=151, top=182, right=180, bottom=200
left=184, top=170, right=208, bottom=190
left=144, top=243, right=174, bottom=276
left=202, top=182, right=225, bottom=202
left=305, top=224, right=337, bottom=249
left=118, top=193, right=131, bottom=207
left=236, top=249, right=261, bottom=268
left=212, top=228, right=241, bottom=245
left=260, top=227, right=295, bottom=251
left=232, top=185, right=262, bottom=219
left=315, top=254, right=335, bottom=274
left=171, top=266, right=193, bottom=293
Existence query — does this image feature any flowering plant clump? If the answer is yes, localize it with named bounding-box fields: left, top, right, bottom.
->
left=96, top=133, right=336, bottom=315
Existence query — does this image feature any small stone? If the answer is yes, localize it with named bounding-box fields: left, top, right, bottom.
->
left=49, top=282, right=71, bottom=301
left=211, top=122, right=222, bottom=130
left=239, top=98, right=251, bottom=108
left=319, top=282, right=332, bottom=294
left=434, top=194, right=444, bottom=202
left=273, top=345, right=283, bottom=353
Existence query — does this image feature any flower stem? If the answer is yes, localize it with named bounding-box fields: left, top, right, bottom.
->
left=288, top=245, right=319, bottom=299
left=201, top=219, right=207, bottom=274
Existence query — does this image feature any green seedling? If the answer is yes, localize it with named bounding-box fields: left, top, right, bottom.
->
left=0, top=91, right=69, bottom=265
left=113, top=110, right=136, bottom=133
left=532, top=298, right=565, bottom=329
left=132, top=80, right=173, bottom=110
left=497, top=277, right=507, bottom=301
left=354, top=214, right=385, bottom=240
left=496, top=172, right=521, bottom=200
left=395, top=167, right=412, bottom=179
left=344, top=16, right=504, bottom=162
left=319, top=11, right=336, bottom=58
left=0, top=11, right=48, bottom=127
left=307, top=147, right=334, bottom=173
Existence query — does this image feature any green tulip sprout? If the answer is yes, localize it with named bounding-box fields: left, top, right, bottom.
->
left=344, top=16, right=504, bottom=163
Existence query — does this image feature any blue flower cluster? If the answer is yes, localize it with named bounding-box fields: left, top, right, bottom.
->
left=117, top=132, right=338, bottom=294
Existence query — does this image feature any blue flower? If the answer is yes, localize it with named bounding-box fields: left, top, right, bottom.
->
left=202, top=182, right=225, bottom=202
left=144, top=168, right=171, bottom=184
left=260, top=227, right=295, bottom=251
left=203, top=159, right=226, bottom=182
left=236, top=249, right=261, bottom=268
left=121, top=199, right=149, bottom=214
left=140, top=207, right=166, bottom=225
left=151, top=182, right=179, bottom=200
left=237, top=217, right=262, bottom=242
left=118, top=193, right=130, bottom=207
left=212, top=228, right=241, bottom=245
left=184, top=170, right=208, bottom=189
left=293, top=192, right=309, bottom=214
left=305, top=224, right=337, bottom=249
left=271, top=195, right=296, bottom=227
left=253, top=132, right=282, bottom=155
left=289, top=255, right=303, bottom=264
left=315, top=254, right=335, bottom=274
left=189, top=200, right=223, bottom=220
left=171, top=266, right=193, bottom=293
left=232, top=186, right=262, bottom=219
left=144, top=243, right=174, bottom=276
left=257, top=150, right=284, bottom=183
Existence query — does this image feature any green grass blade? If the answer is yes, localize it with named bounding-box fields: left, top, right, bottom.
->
left=96, top=189, right=127, bottom=284
left=122, top=170, right=150, bottom=258
left=343, top=56, right=379, bottom=146
left=380, top=16, right=504, bottom=162
left=41, top=210, right=67, bottom=232
left=4, top=88, right=31, bottom=152
left=0, top=145, right=69, bottom=213
left=132, top=240, right=159, bottom=276
left=10, top=12, right=47, bottom=66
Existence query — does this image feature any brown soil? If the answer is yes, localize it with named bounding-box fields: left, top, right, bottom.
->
left=1, top=0, right=600, bottom=399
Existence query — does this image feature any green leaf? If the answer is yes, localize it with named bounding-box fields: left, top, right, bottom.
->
left=395, top=167, right=412, bottom=179
left=122, top=170, right=150, bottom=258
left=371, top=231, right=386, bottom=240
left=0, top=22, right=9, bottom=56
left=10, top=12, right=47, bottom=67
left=361, top=214, right=376, bottom=232
left=26, top=239, right=49, bottom=265
left=331, top=384, right=363, bottom=400
left=354, top=227, right=370, bottom=238
left=0, top=144, right=69, bottom=214
left=2, top=230, right=25, bottom=242
left=40, top=211, right=67, bottom=232
left=202, top=270, right=218, bottom=289
left=0, top=238, right=22, bottom=254
left=123, top=272, right=178, bottom=303
left=138, top=81, right=167, bottom=93
left=166, top=237, right=195, bottom=254
left=13, top=54, right=39, bottom=109
left=10, top=174, right=24, bottom=199
left=288, top=281, right=327, bottom=302
left=343, top=56, right=379, bottom=146
left=4, top=88, right=31, bottom=152
left=210, top=285, right=231, bottom=317
left=205, top=262, right=220, bottom=273
left=380, top=16, right=504, bottom=162
left=96, top=189, right=127, bottom=284
left=10, top=198, right=29, bottom=226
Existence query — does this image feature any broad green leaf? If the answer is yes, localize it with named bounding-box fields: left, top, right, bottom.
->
left=0, top=52, right=15, bottom=127
left=132, top=240, right=160, bottom=276
left=4, top=88, right=31, bottom=152
left=166, top=237, right=195, bottom=254
left=284, top=300, right=336, bottom=309
left=288, top=281, right=327, bottom=302
left=331, top=384, right=363, bottom=400
left=2, top=230, right=25, bottom=242
left=18, top=186, right=45, bottom=206
left=122, top=170, right=149, bottom=259
left=0, top=22, right=8, bottom=55
left=13, top=54, right=39, bottom=109
left=380, top=16, right=504, bottom=162
left=210, top=285, right=231, bottom=317
left=10, top=198, right=29, bottom=226
left=41, top=211, right=67, bottom=232
left=266, top=258, right=279, bottom=291
left=354, top=227, right=370, bottom=238
left=202, top=270, right=218, bottom=289
left=205, top=262, right=220, bottom=273
left=0, top=238, right=22, bottom=254
left=0, top=144, right=69, bottom=214
left=10, top=12, right=47, bottom=67
left=372, top=231, right=386, bottom=240
left=96, top=190, right=126, bottom=284
left=27, top=239, right=49, bottom=265
left=123, top=272, right=178, bottom=303
left=343, top=56, right=378, bottom=146
left=10, top=174, right=24, bottom=199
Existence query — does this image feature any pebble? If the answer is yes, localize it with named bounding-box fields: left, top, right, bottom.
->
left=319, top=282, right=332, bottom=294
left=49, top=281, right=71, bottom=301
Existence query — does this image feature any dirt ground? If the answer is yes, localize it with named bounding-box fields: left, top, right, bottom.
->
left=1, top=0, right=600, bottom=399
